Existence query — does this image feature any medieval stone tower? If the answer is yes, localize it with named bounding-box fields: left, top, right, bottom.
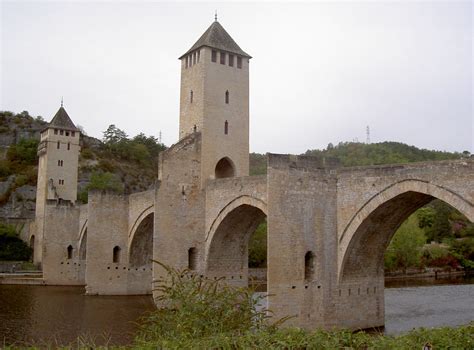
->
left=34, top=104, right=80, bottom=264
left=178, top=20, right=251, bottom=185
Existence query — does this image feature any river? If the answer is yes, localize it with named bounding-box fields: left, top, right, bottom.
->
left=0, top=276, right=473, bottom=346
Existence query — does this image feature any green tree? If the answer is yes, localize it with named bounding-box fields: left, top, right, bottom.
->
left=426, top=200, right=453, bottom=243
left=103, top=124, right=128, bottom=144
left=78, top=171, right=124, bottom=203
left=384, top=214, right=426, bottom=272
left=7, top=138, right=39, bottom=169
left=248, top=221, right=267, bottom=267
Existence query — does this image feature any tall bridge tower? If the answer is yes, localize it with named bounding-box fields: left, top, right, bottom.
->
left=34, top=104, right=81, bottom=265
left=178, top=19, right=251, bottom=185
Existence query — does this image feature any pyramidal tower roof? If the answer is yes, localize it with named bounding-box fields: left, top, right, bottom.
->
left=179, top=20, right=251, bottom=59
left=49, top=106, right=79, bottom=131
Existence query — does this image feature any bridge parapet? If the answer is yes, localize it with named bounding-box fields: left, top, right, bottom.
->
left=336, top=159, right=474, bottom=244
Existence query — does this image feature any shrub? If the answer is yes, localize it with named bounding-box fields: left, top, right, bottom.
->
left=134, top=261, right=276, bottom=348
left=0, top=223, right=32, bottom=261
left=81, top=148, right=95, bottom=160
left=98, top=159, right=115, bottom=172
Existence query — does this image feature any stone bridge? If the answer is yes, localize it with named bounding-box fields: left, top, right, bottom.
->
left=40, top=150, right=474, bottom=330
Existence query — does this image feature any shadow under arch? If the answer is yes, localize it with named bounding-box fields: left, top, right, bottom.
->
left=339, top=179, right=474, bottom=283
left=79, top=228, right=87, bottom=260
left=205, top=201, right=267, bottom=287
left=129, top=212, right=154, bottom=268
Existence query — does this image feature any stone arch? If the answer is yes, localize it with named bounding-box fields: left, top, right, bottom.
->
left=215, top=157, right=235, bottom=179
left=128, top=206, right=154, bottom=244
left=129, top=212, right=154, bottom=268
left=205, top=196, right=267, bottom=286
left=338, top=179, right=474, bottom=282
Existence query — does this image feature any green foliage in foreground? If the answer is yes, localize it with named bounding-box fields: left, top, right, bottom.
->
left=134, top=261, right=277, bottom=347
left=0, top=223, right=31, bottom=261
left=133, top=324, right=474, bottom=349
left=131, top=262, right=474, bottom=349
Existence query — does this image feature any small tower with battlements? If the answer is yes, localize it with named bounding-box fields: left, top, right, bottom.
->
left=178, top=19, right=251, bottom=185
left=34, top=103, right=80, bottom=265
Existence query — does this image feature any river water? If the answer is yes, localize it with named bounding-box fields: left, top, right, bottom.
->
left=0, top=276, right=473, bottom=346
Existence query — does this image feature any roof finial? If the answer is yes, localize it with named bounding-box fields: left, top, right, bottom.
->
left=61, top=96, right=63, bottom=108
left=214, top=10, right=217, bottom=22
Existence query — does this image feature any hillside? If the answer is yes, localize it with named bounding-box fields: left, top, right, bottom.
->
left=0, top=111, right=165, bottom=219
left=0, top=110, right=469, bottom=219
left=249, top=141, right=468, bottom=176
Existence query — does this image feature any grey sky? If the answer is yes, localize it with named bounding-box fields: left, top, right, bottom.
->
left=1, top=1, right=472, bottom=154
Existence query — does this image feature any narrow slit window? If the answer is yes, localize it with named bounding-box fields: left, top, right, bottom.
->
left=237, top=56, right=242, bottom=69
left=224, top=120, right=228, bottom=135
left=72, top=131, right=75, bottom=137
left=113, top=246, right=121, bottom=263
left=211, top=50, right=217, bottom=62
left=229, top=54, right=234, bottom=67
left=225, top=90, right=229, bottom=104
left=67, top=142, right=70, bottom=150
left=67, top=245, right=73, bottom=259
left=190, top=90, right=193, bottom=103
left=304, top=251, right=315, bottom=281
left=220, top=52, right=226, bottom=65
left=57, top=141, right=60, bottom=149
left=188, top=247, right=197, bottom=270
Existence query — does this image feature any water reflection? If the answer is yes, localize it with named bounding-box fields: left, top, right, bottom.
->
left=0, top=285, right=155, bottom=346
left=1, top=276, right=473, bottom=345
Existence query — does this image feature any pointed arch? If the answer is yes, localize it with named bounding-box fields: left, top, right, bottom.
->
left=215, top=157, right=235, bottom=179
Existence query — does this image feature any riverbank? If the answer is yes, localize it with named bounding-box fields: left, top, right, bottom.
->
left=4, top=322, right=472, bottom=349
left=2, top=275, right=474, bottom=346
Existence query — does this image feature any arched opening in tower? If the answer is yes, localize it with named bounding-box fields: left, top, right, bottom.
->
left=207, top=204, right=267, bottom=292
left=215, top=157, right=235, bottom=179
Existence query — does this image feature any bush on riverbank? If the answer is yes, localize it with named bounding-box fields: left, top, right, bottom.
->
left=130, top=262, right=474, bottom=349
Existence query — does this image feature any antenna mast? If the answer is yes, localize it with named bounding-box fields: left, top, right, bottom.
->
left=366, top=125, right=371, bottom=144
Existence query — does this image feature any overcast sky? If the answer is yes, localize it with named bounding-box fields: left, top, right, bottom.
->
left=1, top=1, right=472, bottom=154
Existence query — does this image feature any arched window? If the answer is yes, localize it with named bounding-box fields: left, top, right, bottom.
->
left=225, top=90, right=229, bottom=104
left=188, top=247, right=197, bottom=270
left=113, top=246, right=121, bottom=263
left=215, top=157, right=235, bottom=179
left=190, top=90, right=193, bottom=103
left=67, top=245, right=73, bottom=259
left=304, top=251, right=315, bottom=281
